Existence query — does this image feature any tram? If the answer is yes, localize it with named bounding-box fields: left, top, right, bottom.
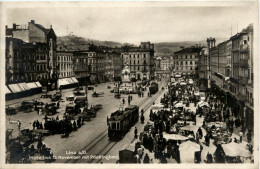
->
left=107, top=105, right=139, bottom=140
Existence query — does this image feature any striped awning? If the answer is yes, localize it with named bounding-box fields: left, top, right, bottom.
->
left=8, top=84, right=23, bottom=93
left=27, top=82, right=38, bottom=89
left=35, top=82, right=42, bottom=88
left=71, top=77, right=79, bottom=83
left=6, top=86, right=12, bottom=94
left=18, top=83, right=30, bottom=91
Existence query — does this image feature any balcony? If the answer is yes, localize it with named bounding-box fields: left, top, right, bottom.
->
left=240, top=44, right=249, bottom=53
left=238, top=76, right=248, bottom=84
left=239, top=59, right=249, bottom=68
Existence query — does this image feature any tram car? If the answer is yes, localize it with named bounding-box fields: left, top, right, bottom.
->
left=149, top=82, right=158, bottom=94
left=108, top=105, right=139, bottom=140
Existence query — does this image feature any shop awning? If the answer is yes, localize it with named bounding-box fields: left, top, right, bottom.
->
left=27, top=82, right=38, bottom=89
left=71, top=77, right=79, bottom=83
left=18, top=83, right=30, bottom=91
left=35, top=82, right=42, bottom=88
left=6, top=85, right=12, bottom=94
left=66, top=78, right=74, bottom=84
left=8, top=84, right=23, bottom=93
left=58, top=78, right=70, bottom=88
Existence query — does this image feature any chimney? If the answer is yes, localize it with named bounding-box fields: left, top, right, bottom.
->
left=31, top=20, right=35, bottom=24
left=13, top=23, right=16, bottom=30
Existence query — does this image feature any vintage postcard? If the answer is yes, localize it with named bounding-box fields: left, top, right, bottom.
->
left=0, top=1, right=258, bottom=169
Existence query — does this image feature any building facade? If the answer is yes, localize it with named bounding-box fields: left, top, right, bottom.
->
left=121, top=42, right=155, bottom=80
left=206, top=24, right=254, bottom=130
left=6, top=20, right=57, bottom=88
left=173, top=46, right=202, bottom=76
left=6, top=37, right=50, bottom=85
left=104, top=51, right=122, bottom=82
left=56, top=51, right=75, bottom=79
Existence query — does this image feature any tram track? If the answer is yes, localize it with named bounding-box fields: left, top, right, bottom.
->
left=64, top=82, right=166, bottom=163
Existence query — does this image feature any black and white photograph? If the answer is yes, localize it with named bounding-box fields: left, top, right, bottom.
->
left=0, top=1, right=258, bottom=168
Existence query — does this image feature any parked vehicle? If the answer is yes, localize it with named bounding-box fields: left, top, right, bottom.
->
left=45, top=103, right=58, bottom=115
left=107, top=105, right=139, bottom=140
left=19, top=101, right=34, bottom=112
left=66, top=95, right=75, bottom=101
left=6, top=107, right=17, bottom=115
left=51, top=92, right=62, bottom=101
left=92, top=91, right=104, bottom=97
left=74, top=96, right=87, bottom=108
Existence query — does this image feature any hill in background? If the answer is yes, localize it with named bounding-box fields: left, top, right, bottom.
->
left=57, top=35, right=227, bottom=56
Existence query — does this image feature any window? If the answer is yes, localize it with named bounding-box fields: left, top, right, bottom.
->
left=186, top=61, right=188, bottom=65
left=186, top=55, right=187, bottom=59
left=138, top=54, right=139, bottom=58
left=190, top=61, right=192, bottom=64
left=190, top=67, right=192, bottom=70
left=144, top=54, right=146, bottom=58
left=130, top=54, right=131, bottom=58
left=138, top=66, right=140, bottom=70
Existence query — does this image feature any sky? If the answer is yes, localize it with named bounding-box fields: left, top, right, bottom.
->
left=4, top=2, right=258, bottom=45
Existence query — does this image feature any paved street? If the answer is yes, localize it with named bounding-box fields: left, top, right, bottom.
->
left=6, top=81, right=165, bottom=163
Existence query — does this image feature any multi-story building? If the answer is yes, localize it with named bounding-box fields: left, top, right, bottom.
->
left=73, top=51, right=89, bottom=85
left=160, top=57, right=170, bottom=71
left=6, top=20, right=57, bottom=88
left=104, top=51, right=122, bottom=82
left=6, top=37, right=49, bottom=85
left=121, top=42, right=155, bottom=80
left=230, top=24, right=254, bottom=129
left=173, top=46, right=202, bottom=76
left=56, top=51, right=74, bottom=78
left=206, top=24, right=254, bottom=130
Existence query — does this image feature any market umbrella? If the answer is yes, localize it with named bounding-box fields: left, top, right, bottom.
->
left=198, top=101, right=210, bottom=108
left=180, top=125, right=199, bottom=133
left=222, top=142, right=251, bottom=157
left=174, top=103, right=183, bottom=108
left=179, top=141, right=200, bottom=163
left=163, top=133, right=189, bottom=141
left=152, top=104, right=164, bottom=110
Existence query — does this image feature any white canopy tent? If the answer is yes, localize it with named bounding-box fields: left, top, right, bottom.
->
left=163, top=132, right=189, bottom=141
left=222, top=142, right=251, bottom=157
left=179, top=141, right=200, bottom=163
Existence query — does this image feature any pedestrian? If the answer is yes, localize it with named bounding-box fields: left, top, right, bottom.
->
left=239, top=130, right=243, bottom=143
left=37, top=140, right=43, bottom=152
left=198, top=127, right=203, bottom=139
left=39, top=122, right=43, bottom=129
left=73, top=120, right=77, bottom=131
left=247, top=130, right=252, bottom=143
left=57, top=101, right=60, bottom=109
left=134, top=127, right=138, bottom=139
left=122, top=98, right=125, bottom=105
left=143, top=153, right=150, bottom=163
left=33, top=121, right=36, bottom=130
left=36, top=120, right=40, bottom=129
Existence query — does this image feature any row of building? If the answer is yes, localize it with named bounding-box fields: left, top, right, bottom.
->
left=171, top=24, right=254, bottom=131
left=5, top=20, right=156, bottom=93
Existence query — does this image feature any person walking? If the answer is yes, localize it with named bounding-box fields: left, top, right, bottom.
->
left=122, top=98, right=125, bottom=105
left=143, top=153, right=150, bottom=163
left=134, top=127, right=138, bottom=139
left=247, top=130, right=252, bottom=143
left=239, top=130, right=243, bottom=143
